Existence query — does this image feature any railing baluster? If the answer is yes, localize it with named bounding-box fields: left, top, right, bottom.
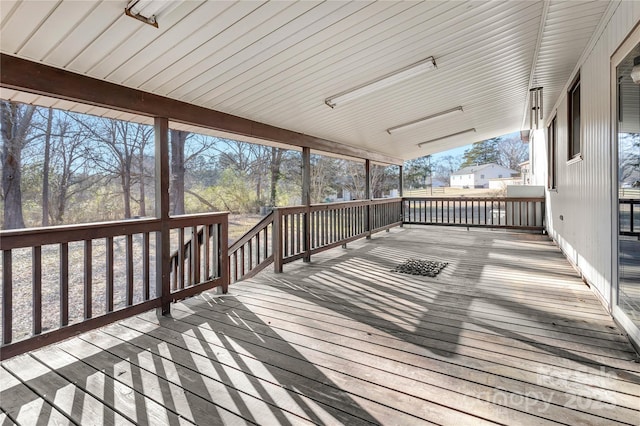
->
left=203, top=225, right=210, bottom=281
left=273, top=209, right=283, bottom=273
left=484, top=201, right=488, bottom=225
left=192, top=226, right=200, bottom=286
left=3, top=250, right=12, bottom=344
left=241, top=246, right=246, bottom=277
left=178, top=228, right=185, bottom=289
left=213, top=224, right=220, bottom=279
left=126, top=234, right=134, bottom=305
left=320, top=210, right=325, bottom=246
left=297, top=213, right=302, bottom=254
left=33, top=246, right=41, bottom=335
left=453, top=200, right=456, bottom=223
left=171, top=255, right=178, bottom=290
left=233, top=251, right=239, bottom=282
left=283, top=214, right=289, bottom=256
left=143, top=232, right=150, bottom=300
left=60, top=242, right=69, bottom=327
left=106, top=236, right=114, bottom=312
left=84, top=240, right=92, bottom=319
left=256, top=232, right=261, bottom=266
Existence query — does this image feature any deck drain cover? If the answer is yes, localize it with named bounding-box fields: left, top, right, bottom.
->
left=392, top=259, right=448, bottom=277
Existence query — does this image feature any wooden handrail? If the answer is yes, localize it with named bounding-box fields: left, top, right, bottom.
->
left=1, top=212, right=229, bottom=360
left=229, top=211, right=274, bottom=252
left=0, top=218, right=161, bottom=250
left=228, top=211, right=275, bottom=283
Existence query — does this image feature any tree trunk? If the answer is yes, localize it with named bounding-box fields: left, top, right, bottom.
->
left=122, top=172, right=132, bottom=218
left=1, top=101, right=36, bottom=230
left=54, top=173, right=68, bottom=225
left=170, top=129, right=188, bottom=215
left=138, top=144, right=146, bottom=216
left=1, top=146, right=25, bottom=229
left=42, top=108, right=53, bottom=226
left=269, top=147, right=283, bottom=206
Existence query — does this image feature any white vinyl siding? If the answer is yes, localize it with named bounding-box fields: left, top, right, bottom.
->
left=545, top=1, right=640, bottom=308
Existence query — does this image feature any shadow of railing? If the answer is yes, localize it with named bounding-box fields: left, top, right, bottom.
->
left=1, top=303, right=381, bottom=425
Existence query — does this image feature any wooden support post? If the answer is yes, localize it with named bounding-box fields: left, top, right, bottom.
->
left=220, top=219, right=229, bottom=293
left=365, top=159, right=372, bottom=239
left=302, top=147, right=311, bottom=263
left=155, top=117, right=171, bottom=316
left=399, top=164, right=404, bottom=227
left=3, top=250, right=12, bottom=344
left=273, top=208, right=283, bottom=273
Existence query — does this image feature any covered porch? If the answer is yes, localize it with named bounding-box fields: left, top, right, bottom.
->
left=2, top=226, right=638, bottom=425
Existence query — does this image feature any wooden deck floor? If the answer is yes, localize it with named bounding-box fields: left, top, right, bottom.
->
left=2, top=226, right=639, bottom=425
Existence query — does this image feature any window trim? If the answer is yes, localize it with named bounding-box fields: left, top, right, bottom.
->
left=547, top=113, right=557, bottom=190
left=568, top=73, right=581, bottom=160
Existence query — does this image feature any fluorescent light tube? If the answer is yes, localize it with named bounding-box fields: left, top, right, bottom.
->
left=325, top=57, right=437, bottom=108
left=387, top=106, right=464, bottom=134
left=417, top=128, right=476, bottom=147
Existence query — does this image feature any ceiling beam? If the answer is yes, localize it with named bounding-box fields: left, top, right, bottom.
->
left=0, top=54, right=402, bottom=165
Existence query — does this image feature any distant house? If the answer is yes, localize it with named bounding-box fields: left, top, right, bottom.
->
left=450, top=163, right=518, bottom=188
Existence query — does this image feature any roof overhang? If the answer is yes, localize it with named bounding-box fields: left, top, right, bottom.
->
left=0, top=1, right=616, bottom=161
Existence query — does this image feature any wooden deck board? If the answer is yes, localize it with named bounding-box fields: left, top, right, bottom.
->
left=1, top=226, right=639, bottom=425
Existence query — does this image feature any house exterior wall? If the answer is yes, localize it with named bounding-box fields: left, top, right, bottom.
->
left=488, top=177, right=522, bottom=190
left=450, top=173, right=475, bottom=188
left=450, top=164, right=516, bottom=188
left=540, top=2, right=640, bottom=311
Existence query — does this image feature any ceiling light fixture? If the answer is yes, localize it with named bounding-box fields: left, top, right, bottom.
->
left=386, top=106, right=463, bottom=134
left=125, top=0, right=166, bottom=28
left=417, top=128, right=477, bottom=147
left=325, top=57, right=437, bottom=108
left=631, top=56, right=640, bottom=84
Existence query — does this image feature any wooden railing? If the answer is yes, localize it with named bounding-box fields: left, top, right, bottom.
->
left=2, top=195, right=550, bottom=359
left=274, top=198, right=403, bottom=271
left=167, top=213, right=229, bottom=300
left=0, top=212, right=228, bottom=359
left=403, top=197, right=545, bottom=231
left=619, top=198, right=640, bottom=237
left=228, top=212, right=274, bottom=283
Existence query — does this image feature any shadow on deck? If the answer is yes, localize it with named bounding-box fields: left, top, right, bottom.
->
left=2, top=226, right=639, bottom=425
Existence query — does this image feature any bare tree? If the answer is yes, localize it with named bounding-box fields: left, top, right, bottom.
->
left=170, top=129, right=188, bottom=215
left=497, top=137, right=528, bottom=170
left=342, top=160, right=366, bottom=199
left=310, top=155, right=341, bottom=203
left=81, top=118, right=153, bottom=219
left=370, top=165, right=398, bottom=198
left=41, top=108, right=53, bottom=226
left=47, top=113, right=91, bottom=224
left=269, top=147, right=284, bottom=206
left=1, top=101, right=37, bottom=229
left=619, top=133, right=640, bottom=185
left=433, top=155, right=462, bottom=186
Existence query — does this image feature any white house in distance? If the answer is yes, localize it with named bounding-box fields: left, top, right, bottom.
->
left=450, top=163, right=518, bottom=188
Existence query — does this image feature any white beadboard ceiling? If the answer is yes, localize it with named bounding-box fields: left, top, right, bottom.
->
left=0, top=0, right=614, bottom=161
